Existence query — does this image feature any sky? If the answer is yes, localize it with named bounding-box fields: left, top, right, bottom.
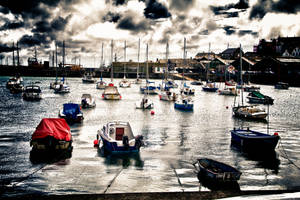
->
left=0, top=0, right=299, bottom=67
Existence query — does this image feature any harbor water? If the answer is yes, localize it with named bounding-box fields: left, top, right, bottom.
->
left=1, top=76, right=300, bottom=196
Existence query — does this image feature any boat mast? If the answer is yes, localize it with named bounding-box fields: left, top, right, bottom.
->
left=166, top=41, right=169, bottom=80
left=240, top=44, right=243, bottom=106
left=111, top=40, right=113, bottom=83
left=137, top=38, right=140, bottom=79
left=146, top=43, right=149, bottom=96
left=124, top=41, right=126, bottom=78
left=182, top=37, right=186, bottom=86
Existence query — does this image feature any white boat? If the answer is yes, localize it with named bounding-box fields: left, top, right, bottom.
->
left=102, top=40, right=121, bottom=100
left=218, top=86, right=238, bottom=96
left=102, top=84, right=122, bottom=100
left=119, top=77, right=131, bottom=88
left=180, top=83, right=195, bottom=95
left=81, top=94, right=96, bottom=108
left=232, top=45, right=267, bottom=120
left=96, top=78, right=106, bottom=89
left=159, top=90, right=178, bottom=101
left=119, top=41, right=131, bottom=88
left=95, top=121, right=144, bottom=154
left=23, top=84, right=42, bottom=101
left=54, top=78, right=70, bottom=94
left=82, top=73, right=96, bottom=83
left=174, top=95, right=193, bottom=111
left=136, top=43, right=154, bottom=109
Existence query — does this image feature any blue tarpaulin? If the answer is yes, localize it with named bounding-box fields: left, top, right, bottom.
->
left=63, top=103, right=81, bottom=119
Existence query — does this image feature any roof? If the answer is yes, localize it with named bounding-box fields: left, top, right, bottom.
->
left=221, top=48, right=239, bottom=54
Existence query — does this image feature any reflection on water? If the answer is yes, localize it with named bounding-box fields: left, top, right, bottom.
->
left=1, top=77, right=300, bottom=195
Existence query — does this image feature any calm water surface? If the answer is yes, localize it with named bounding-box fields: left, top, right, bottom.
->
left=0, top=76, right=300, bottom=196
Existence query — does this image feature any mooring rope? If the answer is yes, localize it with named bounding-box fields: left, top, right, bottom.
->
left=103, top=168, right=123, bottom=194
left=278, top=139, right=300, bottom=170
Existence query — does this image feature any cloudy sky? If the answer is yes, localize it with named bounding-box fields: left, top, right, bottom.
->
left=0, top=0, right=299, bottom=67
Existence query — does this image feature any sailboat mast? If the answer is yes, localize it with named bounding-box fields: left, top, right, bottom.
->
left=124, top=41, right=126, bottom=77
left=182, top=38, right=186, bottom=83
left=146, top=43, right=149, bottom=95
left=240, top=44, right=244, bottom=106
left=137, top=38, right=140, bottom=78
left=101, top=42, right=104, bottom=67
left=166, top=42, right=169, bottom=80
left=111, top=40, right=113, bottom=82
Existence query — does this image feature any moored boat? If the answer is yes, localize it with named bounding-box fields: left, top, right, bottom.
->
left=193, top=158, right=242, bottom=182
left=30, top=118, right=73, bottom=160
left=81, top=94, right=96, bottom=108
left=102, top=83, right=122, bottom=100
left=159, top=90, right=178, bottom=101
left=59, top=103, right=84, bottom=123
left=119, top=77, right=131, bottom=88
left=82, top=73, right=96, bottom=83
left=96, top=78, right=106, bottom=89
left=95, top=121, right=144, bottom=154
left=218, top=87, right=238, bottom=96
left=202, top=82, right=218, bottom=92
left=174, top=95, right=193, bottom=111
left=247, top=91, right=274, bottom=105
left=243, top=85, right=260, bottom=92
left=230, top=128, right=280, bottom=152
left=54, top=77, right=70, bottom=94
left=23, top=84, right=42, bottom=101
left=232, top=105, right=268, bottom=120
left=275, top=82, right=289, bottom=89
left=191, top=80, right=203, bottom=85
left=136, top=97, right=154, bottom=109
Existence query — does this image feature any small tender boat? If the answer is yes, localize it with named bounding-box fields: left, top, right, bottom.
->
left=193, top=158, right=242, bottom=182
left=174, top=95, right=193, bottom=111
left=59, top=103, right=84, bottom=123
left=275, top=82, right=289, bottom=90
left=136, top=96, right=154, bottom=109
left=81, top=94, right=96, bottom=108
left=96, top=78, right=106, bottom=89
left=30, top=118, right=73, bottom=159
left=243, top=85, right=260, bottom=92
left=218, top=87, right=238, bottom=96
left=95, top=121, right=144, bottom=154
left=232, top=105, right=268, bottom=120
left=119, top=77, right=131, bottom=88
left=202, top=82, right=218, bottom=92
left=82, top=73, right=96, bottom=83
left=102, top=83, right=122, bottom=100
left=23, top=84, right=42, bottom=101
left=159, top=90, right=178, bottom=101
left=247, top=91, right=274, bottom=105
left=230, top=128, right=280, bottom=152
left=50, top=81, right=60, bottom=90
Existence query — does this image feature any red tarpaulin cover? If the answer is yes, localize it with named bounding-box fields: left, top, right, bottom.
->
left=32, top=118, right=72, bottom=141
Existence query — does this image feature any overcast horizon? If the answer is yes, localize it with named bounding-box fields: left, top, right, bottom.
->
left=0, top=0, right=299, bottom=67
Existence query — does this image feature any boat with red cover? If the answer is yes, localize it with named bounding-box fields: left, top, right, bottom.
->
left=30, top=118, right=73, bottom=159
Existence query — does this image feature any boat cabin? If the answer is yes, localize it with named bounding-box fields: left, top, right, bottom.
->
left=104, top=121, right=135, bottom=141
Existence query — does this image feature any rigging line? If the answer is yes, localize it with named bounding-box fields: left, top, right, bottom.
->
left=278, top=139, right=300, bottom=170
left=103, top=168, right=123, bottom=194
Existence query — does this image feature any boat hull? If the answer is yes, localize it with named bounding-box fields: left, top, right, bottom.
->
left=202, top=87, right=218, bottom=92
left=230, top=129, right=280, bottom=152
left=174, top=102, right=193, bottom=111
left=100, top=136, right=140, bottom=154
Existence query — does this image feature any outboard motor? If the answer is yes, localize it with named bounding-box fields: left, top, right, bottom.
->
left=81, top=98, right=87, bottom=108
left=122, top=136, right=129, bottom=150
left=135, top=135, right=144, bottom=149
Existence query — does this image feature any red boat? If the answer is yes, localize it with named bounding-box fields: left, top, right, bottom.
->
left=30, top=118, right=73, bottom=160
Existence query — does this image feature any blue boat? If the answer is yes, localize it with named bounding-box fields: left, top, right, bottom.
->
left=96, top=121, right=144, bottom=154
left=193, top=158, right=242, bottom=182
left=140, top=80, right=158, bottom=94
left=230, top=128, right=280, bottom=152
left=174, top=96, right=193, bottom=111
left=59, top=103, right=84, bottom=123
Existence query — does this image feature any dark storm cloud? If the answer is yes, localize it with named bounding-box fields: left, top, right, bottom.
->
left=198, top=30, right=209, bottom=35
left=250, top=0, right=300, bottom=20
left=223, top=26, right=236, bottom=35
left=51, top=15, right=72, bottom=31
left=0, top=42, right=16, bottom=53
left=112, top=0, right=128, bottom=6
left=143, top=0, right=171, bottom=19
left=210, top=0, right=248, bottom=18
left=179, top=24, right=193, bottom=35
left=116, top=15, right=152, bottom=33
left=19, top=33, right=50, bottom=47
left=169, top=0, right=196, bottom=11
left=102, top=11, right=121, bottom=23
left=158, top=28, right=175, bottom=44
left=0, top=6, right=9, bottom=14
left=238, top=30, right=258, bottom=37
left=205, top=20, right=218, bottom=32
left=0, top=20, right=25, bottom=31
